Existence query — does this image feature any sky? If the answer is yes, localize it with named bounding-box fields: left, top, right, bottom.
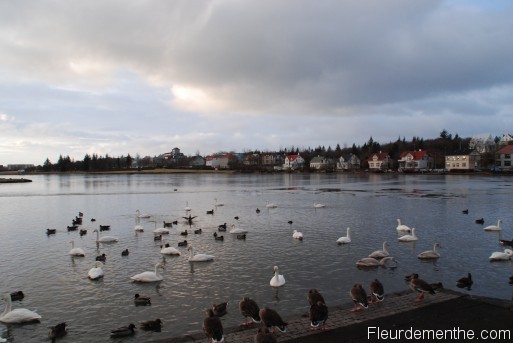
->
left=1, top=0, right=513, bottom=165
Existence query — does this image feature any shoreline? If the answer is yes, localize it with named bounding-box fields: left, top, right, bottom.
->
left=0, top=177, right=32, bottom=183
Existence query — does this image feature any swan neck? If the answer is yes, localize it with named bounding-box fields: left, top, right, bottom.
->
left=1, top=295, right=11, bottom=318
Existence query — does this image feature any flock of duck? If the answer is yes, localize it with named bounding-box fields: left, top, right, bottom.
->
left=1, top=202, right=510, bottom=343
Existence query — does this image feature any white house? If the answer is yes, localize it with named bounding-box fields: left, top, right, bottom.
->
left=309, top=156, right=334, bottom=170
left=445, top=150, right=481, bottom=171
left=398, top=150, right=433, bottom=171
left=337, top=154, right=360, bottom=171
left=367, top=152, right=393, bottom=171
left=495, top=145, right=513, bottom=171
left=283, top=154, right=305, bottom=170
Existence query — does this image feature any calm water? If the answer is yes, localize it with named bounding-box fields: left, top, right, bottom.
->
left=0, top=173, right=512, bottom=342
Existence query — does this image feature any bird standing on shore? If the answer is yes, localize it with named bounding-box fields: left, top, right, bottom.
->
left=309, top=300, right=328, bottom=330
left=350, top=283, right=368, bottom=311
left=408, top=273, right=436, bottom=302
left=239, top=297, right=261, bottom=326
left=203, top=309, right=224, bottom=343
left=259, top=307, right=288, bottom=333
left=369, top=279, right=385, bottom=303
left=456, top=273, right=473, bottom=289
left=254, top=326, right=277, bottom=343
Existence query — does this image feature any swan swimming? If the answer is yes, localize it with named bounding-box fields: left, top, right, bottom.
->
left=88, top=262, right=104, bottom=280
left=270, top=265, right=286, bottom=287
left=93, top=229, right=118, bottom=243
left=396, top=219, right=411, bottom=232
left=398, top=228, right=418, bottom=242
left=229, top=224, right=248, bottom=234
left=160, top=241, right=181, bottom=255
left=356, top=256, right=397, bottom=268
left=489, top=249, right=513, bottom=261
left=265, top=201, right=277, bottom=208
left=313, top=203, right=326, bottom=208
left=69, top=240, right=85, bottom=257
left=0, top=293, right=41, bottom=324
left=136, top=209, right=151, bottom=219
left=292, top=230, right=304, bottom=240
left=130, top=263, right=164, bottom=282
left=484, top=219, right=502, bottom=231
left=187, top=245, right=214, bottom=262
left=336, top=227, right=351, bottom=244
left=417, top=243, right=441, bottom=259
left=369, top=241, right=389, bottom=259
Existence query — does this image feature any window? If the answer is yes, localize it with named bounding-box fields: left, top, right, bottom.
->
left=505, top=154, right=511, bottom=159
left=505, top=161, right=511, bottom=167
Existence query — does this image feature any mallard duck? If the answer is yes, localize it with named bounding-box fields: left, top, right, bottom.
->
left=350, top=283, right=368, bottom=311
left=259, top=307, right=287, bottom=333
left=408, top=273, right=436, bottom=302
left=134, top=293, right=151, bottom=306
left=48, top=322, right=67, bottom=343
left=369, top=279, right=385, bottom=303
left=309, top=300, right=328, bottom=330
left=212, top=301, right=228, bottom=317
left=239, top=297, right=260, bottom=326
left=110, top=323, right=136, bottom=338
left=307, top=288, right=325, bottom=306
left=254, top=326, right=277, bottom=343
left=140, top=318, right=162, bottom=331
left=203, top=309, right=224, bottom=343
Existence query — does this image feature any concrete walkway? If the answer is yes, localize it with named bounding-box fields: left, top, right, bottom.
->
left=152, top=289, right=513, bottom=342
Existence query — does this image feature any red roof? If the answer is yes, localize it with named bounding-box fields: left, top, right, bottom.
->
left=497, top=145, right=513, bottom=154
left=368, top=152, right=390, bottom=161
left=287, top=154, right=301, bottom=161
left=400, top=150, right=430, bottom=160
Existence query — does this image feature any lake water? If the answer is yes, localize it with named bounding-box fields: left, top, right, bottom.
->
left=0, top=173, right=512, bottom=342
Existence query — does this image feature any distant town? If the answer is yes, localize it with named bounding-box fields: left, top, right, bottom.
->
left=2, top=130, right=513, bottom=174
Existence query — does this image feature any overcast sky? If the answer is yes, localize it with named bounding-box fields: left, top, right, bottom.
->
left=1, top=0, right=513, bottom=165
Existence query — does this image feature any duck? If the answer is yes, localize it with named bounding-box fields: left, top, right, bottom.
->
left=206, top=209, right=214, bottom=215
left=203, top=308, right=224, bottom=343
left=110, top=323, right=136, bottom=338
left=239, top=296, right=261, bottom=326
left=48, top=322, right=67, bottom=343
left=88, top=262, right=104, bottom=280
left=130, top=263, right=164, bottom=282
left=178, top=240, right=188, bottom=247
left=309, top=300, right=328, bottom=330
left=93, top=229, right=118, bottom=243
left=254, top=326, right=277, bottom=343
left=140, top=318, right=162, bottom=332
left=313, top=202, right=326, bottom=208
left=417, top=243, right=441, bottom=260
left=69, top=240, right=85, bottom=257
left=236, top=234, right=246, bottom=240
left=462, top=209, right=469, bottom=214
left=489, top=249, right=513, bottom=261
left=180, top=229, right=188, bottom=236
left=368, top=241, right=389, bottom=259
left=256, top=208, right=261, bottom=213
left=292, top=230, right=304, bottom=240
left=349, top=283, right=368, bottom=312
left=160, top=240, right=181, bottom=255
left=396, top=218, right=411, bottom=232
left=475, top=218, right=485, bottom=224
left=369, top=279, right=385, bottom=303
left=484, top=219, right=502, bottom=231
left=408, top=273, right=436, bottom=302
left=270, top=266, right=285, bottom=287
left=398, top=228, right=418, bottom=242
left=230, top=225, right=248, bottom=234
left=79, top=228, right=87, bottom=236
left=194, top=228, right=203, bottom=234
left=336, top=227, right=351, bottom=244
left=499, top=238, right=513, bottom=246
left=134, top=293, right=151, bottom=306
left=187, top=246, right=214, bottom=262
left=99, top=224, right=110, bottom=231
left=456, top=273, right=473, bottom=289
left=307, top=288, right=326, bottom=306
left=356, top=256, right=397, bottom=268
left=218, top=223, right=227, bottom=231
left=163, top=220, right=173, bottom=228
left=121, top=249, right=129, bottom=256
left=95, top=253, right=106, bottom=262
left=46, top=228, right=57, bottom=235
left=213, top=232, right=224, bottom=241
left=10, top=291, right=25, bottom=301
left=154, top=235, right=162, bottom=241
left=0, top=292, right=41, bottom=323
left=212, top=301, right=228, bottom=317
left=259, top=307, right=288, bottom=333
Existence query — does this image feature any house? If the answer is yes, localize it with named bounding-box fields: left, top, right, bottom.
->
left=398, top=150, right=433, bottom=172
left=445, top=150, right=481, bottom=172
left=495, top=145, right=513, bottom=171
left=189, top=155, right=206, bottom=168
left=367, top=152, right=393, bottom=171
left=205, top=153, right=236, bottom=169
left=283, top=154, right=305, bottom=170
left=499, top=133, right=513, bottom=147
left=337, top=154, right=360, bottom=171
left=261, top=153, right=284, bottom=168
left=242, top=153, right=260, bottom=166
left=469, top=134, right=496, bottom=153
left=309, top=156, right=334, bottom=170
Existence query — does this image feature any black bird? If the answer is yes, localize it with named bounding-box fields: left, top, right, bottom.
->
left=307, top=288, right=325, bottom=306
left=121, top=249, right=129, bottom=256
left=259, top=307, right=288, bottom=333
left=288, top=220, right=293, bottom=224
left=90, top=218, right=96, bottom=222
left=183, top=214, right=197, bottom=224
left=110, top=323, right=136, bottom=338
left=67, top=225, right=78, bottom=231
left=48, top=322, right=67, bottom=343
left=163, top=221, right=173, bottom=227
left=95, top=253, right=106, bottom=262
left=309, top=300, right=328, bottom=330
left=178, top=240, right=188, bottom=247
left=154, top=235, right=162, bottom=241
left=499, top=238, right=513, bottom=246
left=203, top=309, right=224, bottom=343
left=254, top=326, right=277, bottom=343
left=213, top=232, right=224, bottom=241
left=140, top=318, right=162, bottom=331
left=475, top=218, right=485, bottom=224
left=134, top=293, right=151, bottom=306
left=236, top=234, right=246, bottom=240
left=462, top=209, right=469, bottom=214
left=408, top=273, right=436, bottom=302
left=218, top=223, right=227, bottom=231
left=234, top=216, right=239, bottom=220
left=239, top=296, right=261, bottom=326
left=172, top=220, right=178, bottom=225
left=10, top=291, right=24, bottom=301
left=456, top=273, right=473, bottom=289
left=369, top=279, right=385, bottom=303
left=99, top=225, right=110, bottom=231
left=194, top=228, right=202, bottom=234
left=79, top=229, right=87, bottom=236
left=212, top=301, right=228, bottom=317
left=256, top=208, right=261, bottom=214
left=350, top=283, right=368, bottom=311
left=181, top=230, right=188, bottom=236
left=509, top=276, right=513, bottom=285
left=46, top=228, right=56, bottom=235
left=206, top=209, right=214, bottom=215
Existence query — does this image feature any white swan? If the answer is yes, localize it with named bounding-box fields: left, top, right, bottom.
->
left=136, top=209, right=151, bottom=219
left=214, top=198, right=224, bottom=207
left=292, top=230, right=303, bottom=240
left=313, top=203, right=326, bottom=208
left=130, top=263, right=164, bottom=282
left=230, top=224, right=248, bottom=234
left=88, top=262, right=104, bottom=280
left=369, top=241, right=389, bottom=259
left=187, top=245, right=214, bottom=262
left=160, top=241, right=181, bottom=255
left=266, top=201, right=277, bottom=208
left=489, top=249, right=513, bottom=261
left=484, top=219, right=502, bottom=231
left=396, top=219, right=411, bottom=232
left=417, top=243, right=441, bottom=259
left=69, top=240, right=85, bottom=256
left=0, top=293, right=41, bottom=323
left=93, top=229, right=118, bottom=243
left=153, top=227, right=170, bottom=235
left=185, top=201, right=191, bottom=212
left=356, top=256, right=397, bottom=268
left=398, top=228, right=418, bottom=242
left=336, top=227, right=351, bottom=244
left=134, top=224, right=144, bottom=232
left=270, top=265, right=286, bottom=287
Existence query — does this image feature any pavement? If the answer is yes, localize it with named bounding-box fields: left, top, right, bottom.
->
left=152, top=289, right=513, bottom=342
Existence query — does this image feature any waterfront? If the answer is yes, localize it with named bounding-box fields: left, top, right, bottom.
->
left=0, top=173, right=512, bottom=342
